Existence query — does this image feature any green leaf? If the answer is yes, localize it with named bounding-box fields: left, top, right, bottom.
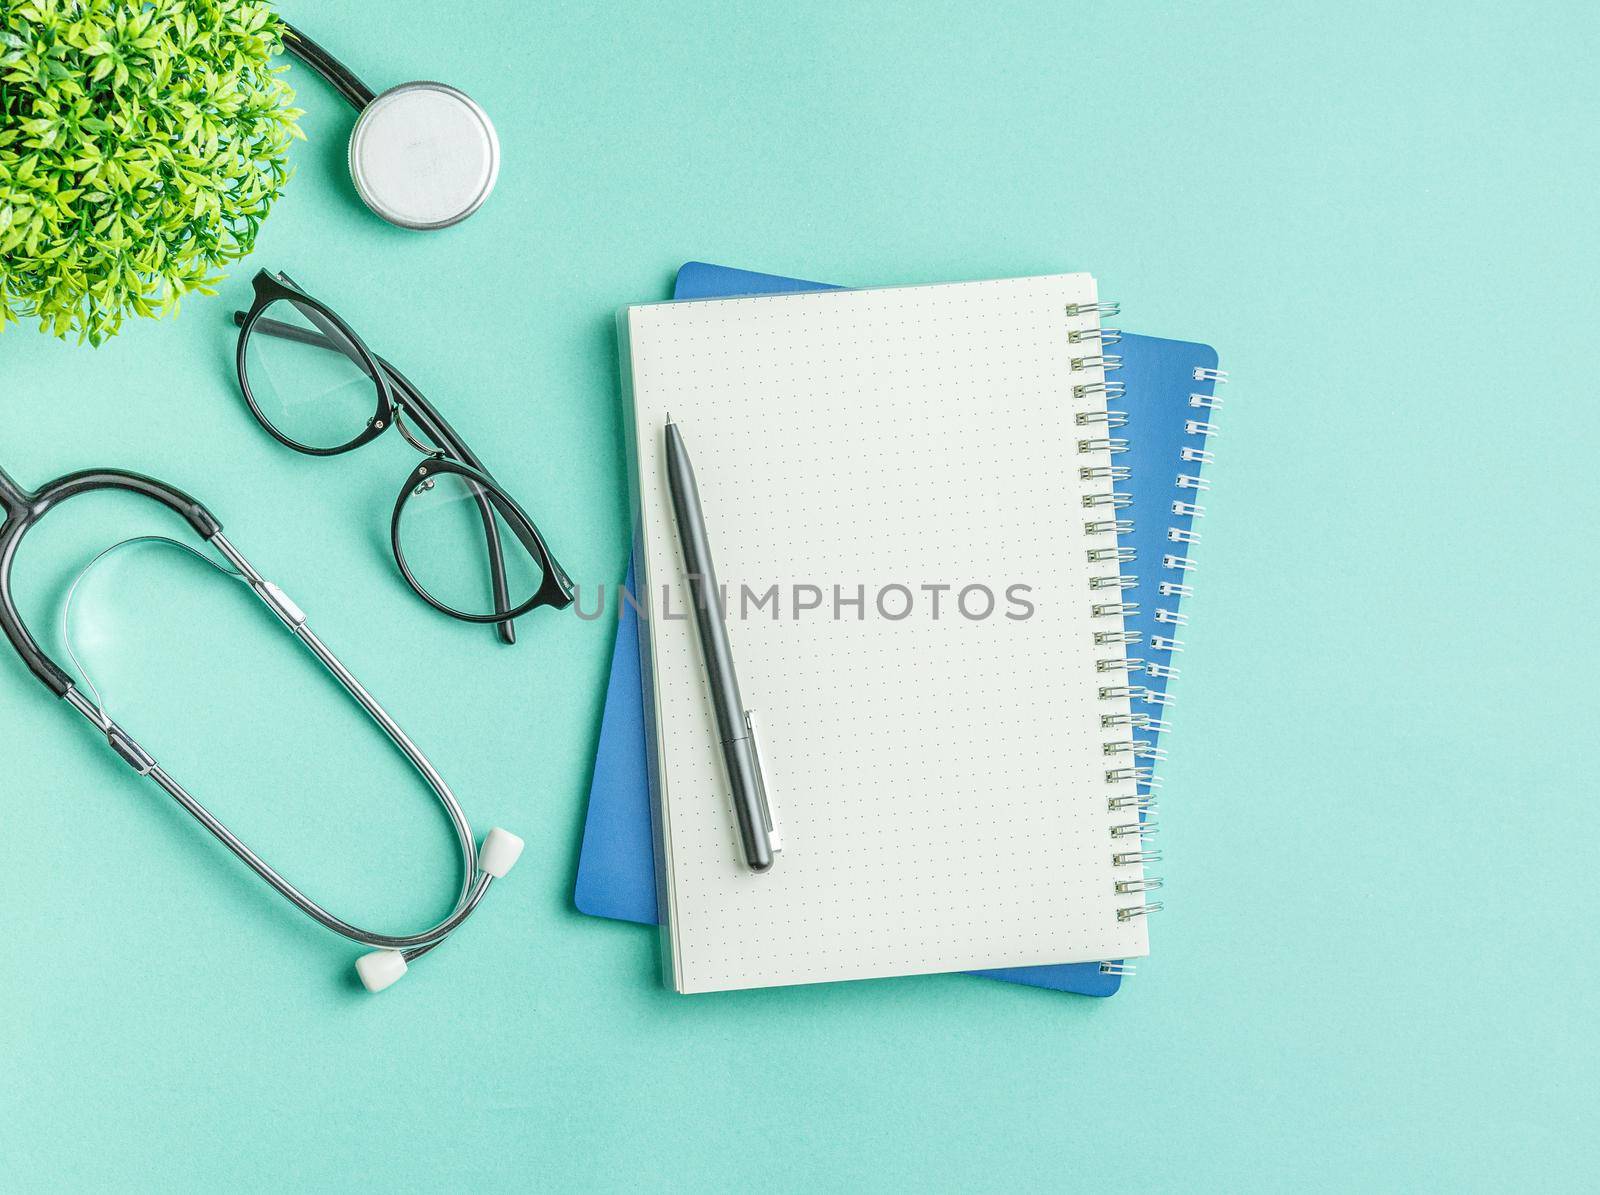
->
left=0, top=0, right=297, bottom=346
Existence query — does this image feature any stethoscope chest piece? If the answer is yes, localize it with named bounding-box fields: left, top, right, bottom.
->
left=348, top=81, right=500, bottom=231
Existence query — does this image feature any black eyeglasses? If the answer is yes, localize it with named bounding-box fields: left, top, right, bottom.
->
left=232, top=270, right=573, bottom=643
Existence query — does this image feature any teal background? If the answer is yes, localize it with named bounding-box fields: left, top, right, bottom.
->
left=3, top=0, right=1597, bottom=1189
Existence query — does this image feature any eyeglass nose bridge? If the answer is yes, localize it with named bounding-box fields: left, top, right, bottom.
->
left=393, top=402, right=443, bottom=456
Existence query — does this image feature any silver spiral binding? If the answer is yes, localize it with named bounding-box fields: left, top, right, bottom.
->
left=1104, top=352, right=1231, bottom=930
left=1084, top=518, right=1133, bottom=536
left=1093, top=601, right=1140, bottom=618
left=1101, top=711, right=1149, bottom=729
left=1098, top=684, right=1147, bottom=701
left=1066, top=300, right=1121, bottom=318
left=1112, top=847, right=1159, bottom=865
left=1074, top=380, right=1127, bottom=402
left=1089, top=545, right=1135, bottom=563
left=1115, top=905, right=1161, bottom=927
left=1067, top=293, right=1162, bottom=937
left=1116, top=877, right=1163, bottom=894
left=1082, top=491, right=1133, bottom=509
left=1126, top=360, right=1224, bottom=921
left=1106, top=767, right=1152, bottom=787
left=1069, top=326, right=1122, bottom=346
left=1080, top=465, right=1131, bottom=483
left=1098, top=962, right=1135, bottom=976
left=1094, top=629, right=1140, bottom=646
left=1108, top=793, right=1157, bottom=812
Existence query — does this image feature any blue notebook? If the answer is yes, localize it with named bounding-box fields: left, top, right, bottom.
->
left=576, top=262, right=1221, bottom=996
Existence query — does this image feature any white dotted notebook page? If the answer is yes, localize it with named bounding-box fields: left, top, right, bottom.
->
left=623, top=274, right=1149, bottom=993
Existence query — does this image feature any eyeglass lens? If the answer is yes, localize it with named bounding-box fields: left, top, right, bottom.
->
left=396, top=472, right=546, bottom=617
left=243, top=299, right=376, bottom=450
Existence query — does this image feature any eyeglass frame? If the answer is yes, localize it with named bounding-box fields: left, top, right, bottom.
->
left=232, top=269, right=574, bottom=641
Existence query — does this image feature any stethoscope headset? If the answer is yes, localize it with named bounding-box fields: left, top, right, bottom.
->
left=280, top=20, right=500, bottom=230
left=0, top=450, right=521, bottom=994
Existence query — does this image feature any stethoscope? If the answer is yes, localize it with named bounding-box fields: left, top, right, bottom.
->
left=0, top=463, right=522, bottom=992
left=280, top=21, right=500, bottom=231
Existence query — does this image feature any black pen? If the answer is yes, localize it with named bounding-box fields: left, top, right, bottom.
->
left=663, top=418, right=777, bottom=873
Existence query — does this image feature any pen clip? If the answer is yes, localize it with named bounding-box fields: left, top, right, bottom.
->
left=744, top=708, right=781, bottom=854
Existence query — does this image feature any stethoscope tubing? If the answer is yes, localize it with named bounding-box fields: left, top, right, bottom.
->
left=0, top=464, right=513, bottom=983
left=279, top=19, right=374, bottom=110
left=207, top=531, right=488, bottom=958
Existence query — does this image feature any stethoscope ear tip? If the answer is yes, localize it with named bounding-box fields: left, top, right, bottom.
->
left=356, top=949, right=409, bottom=993
left=478, top=827, right=524, bottom=879
left=351, top=826, right=522, bottom=993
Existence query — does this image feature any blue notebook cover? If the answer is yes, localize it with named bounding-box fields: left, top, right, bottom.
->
left=577, top=263, right=1219, bottom=996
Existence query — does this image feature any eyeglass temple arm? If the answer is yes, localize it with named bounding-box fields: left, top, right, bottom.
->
left=232, top=312, right=538, bottom=643
left=379, top=369, right=574, bottom=599
left=277, top=19, right=375, bottom=110
left=234, top=310, right=369, bottom=361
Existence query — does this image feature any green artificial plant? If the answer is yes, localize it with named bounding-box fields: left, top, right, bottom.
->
left=0, top=0, right=301, bottom=345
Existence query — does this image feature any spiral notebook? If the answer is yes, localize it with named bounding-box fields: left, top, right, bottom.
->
left=620, top=272, right=1160, bottom=992
left=583, top=263, right=1222, bottom=995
